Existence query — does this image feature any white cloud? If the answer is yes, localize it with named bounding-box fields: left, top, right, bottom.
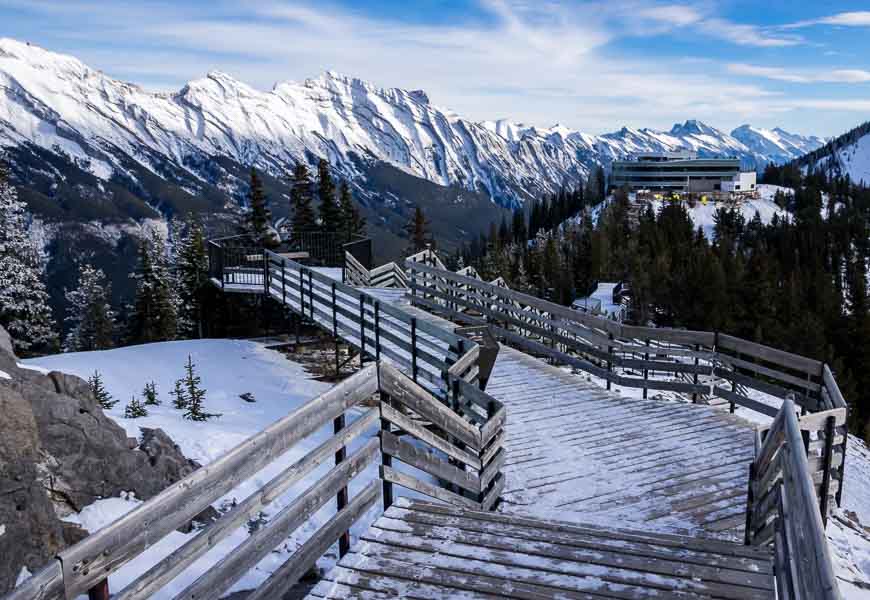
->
left=728, top=63, right=870, bottom=84
left=697, top=18, right=801, bottom=47
left=636, top=4, right=704, bottom=27
left=785, top=11, right=870, bottom=29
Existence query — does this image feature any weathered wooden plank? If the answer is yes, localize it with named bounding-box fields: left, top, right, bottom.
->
left=379, top=403, right=481, bottom=470
left=796, top=408, right=847, bottom=431
left=113, top=408, right=379, bottom=600
left=379, top=363, right=482, bottom=450
left=172, top=439, right=379, bottom=600
left=822, top=365, right=847, bottom=409
left=717, top=334, right=822, bottom=375
left=447, top=345, right=480, bottom=378
left=380, top=465, right=482, bottom=510
left=246, top=481, right=381, bottom=600
left=713, top=387, right=780, bottom=417
left=55, top=366, right=378, bottom=598
left=717, top=354, right=822, bottom=392
left=480, top=406, right=506, bottom=447
left=381, top=431, right=480, bottom=493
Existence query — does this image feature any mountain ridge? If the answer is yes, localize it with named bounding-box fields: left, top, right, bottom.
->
left=0, top=37, right=824, bottom=219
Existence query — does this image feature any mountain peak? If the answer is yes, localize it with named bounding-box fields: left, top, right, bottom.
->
left=670, top=120, right=717, bottom=136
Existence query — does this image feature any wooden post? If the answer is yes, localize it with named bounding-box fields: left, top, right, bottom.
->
left=374, top=301, right=381, bottom=364
left=643, top=338, right=650, bottom=400
left=281, top=259, right=286, bottom=306
left=837, top=428, right=846, bottom=508
left=380, top=392, right=394, bottom=511
left=819, top=415, right=836, bottom=527
left=606, top=332, right=614, bottom=391
left=332, top=282, right=339, bottom=377
left=307, top=270, right=314, bottom=320
left=744, top=461, right=756, bottom=546
left=263, top=251, right=269, bottom=295
left=359, top=295, right=366, bottom=367
left=299, top=268, right=305, bottom=317
left=88, top=580, right=110, bottom=600
left=692, top=343, right=700, bottom=404
left=411, top=318, right=418, bottom=383
left=333, top=412, right=350, bottom=557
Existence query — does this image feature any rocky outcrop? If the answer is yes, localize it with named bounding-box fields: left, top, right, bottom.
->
left=0, top=326, right=210, bottom=593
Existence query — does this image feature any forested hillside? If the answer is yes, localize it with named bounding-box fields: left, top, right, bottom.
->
left=462, top=171, right=870, bottom=442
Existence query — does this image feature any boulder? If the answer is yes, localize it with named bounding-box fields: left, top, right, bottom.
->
left=0, top=341, right=215, bottom=593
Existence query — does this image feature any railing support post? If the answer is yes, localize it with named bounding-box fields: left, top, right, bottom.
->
left=411, top=318, right=418, bottom=383
left=692, top=343, right=700, bottom=404
left=744, top=461, right=756, bottom=545
left=819, top=415, right=836, bottom=527
left=359, top=295, right=366, bottom=367
left=333, top=412, right=350, bottom=558
left=88, top=579, right=110, bottom=600
left=606, top=332, right=614, bottom=391
left=332, top=282, right=339, bottom=377
left=281, top=258, right=286, bottom=307
left=380, top=392, right=394, bottom=511
left=643, top=338, right=650, bottom=399
left=374, top=301, right=381, bottom=363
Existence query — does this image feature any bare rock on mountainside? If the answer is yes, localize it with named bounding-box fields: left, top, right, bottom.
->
left=0, top=326, right=211, bottom=594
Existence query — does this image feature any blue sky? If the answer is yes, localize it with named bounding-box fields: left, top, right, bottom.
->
left=2, top=0, right=869, bottom=137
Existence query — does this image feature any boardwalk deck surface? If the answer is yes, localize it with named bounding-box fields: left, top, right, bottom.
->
left=307, top=498, right=775, bottom=600
left=364, top=289, right=756, bottom=541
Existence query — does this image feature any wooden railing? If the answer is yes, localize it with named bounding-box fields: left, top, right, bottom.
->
left=6, top=367, right=381, bottom=600
left=344, top=251, right=408, bottom=289
left=745, top=398, right=843, bottom=600
left=407, top=260, right=848, bottom=416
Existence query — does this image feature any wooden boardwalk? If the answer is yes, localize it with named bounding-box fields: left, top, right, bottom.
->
left=365, top=288, right=756, bottom=540
left=308, top=498, right=775, bottom=600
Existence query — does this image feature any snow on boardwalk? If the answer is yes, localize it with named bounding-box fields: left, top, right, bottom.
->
left=488, top=347, right=756, bottom=540
left=367, top=288, right=757, bottom=540
left=309, top=498, right=775, bottom=600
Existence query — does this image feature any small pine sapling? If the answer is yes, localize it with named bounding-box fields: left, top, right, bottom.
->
left=182, top=355, right=220, bottom=421
left=143, top=381, right=160, bottom=406
left=88, top=370, right=117, bottom=410
left=170, top=378, right=188, bottom=409
left=124, top=396, right=148, bottom=418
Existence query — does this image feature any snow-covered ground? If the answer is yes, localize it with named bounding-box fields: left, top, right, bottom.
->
left=22, top=339, right=382, bottom=599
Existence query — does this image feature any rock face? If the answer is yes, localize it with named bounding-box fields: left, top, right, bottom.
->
left=0, top=326, right=208, bottom=594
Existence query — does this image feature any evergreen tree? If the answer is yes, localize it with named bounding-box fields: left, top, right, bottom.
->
left=64, top=262, right=115, bottom=352
left=176, top=218, right=209, bottom=338
left=171, top=377, right=188, bottom=409
left=289, top=162, right=317, bottom=238
left=405, top=206, right=432, bottom=255
left=245, top=167, right=277, bottom=248
left=143, top=381, right=160, bottom=406
left=182, top=355, right=219, bottom=421
left=129, top=230, right=177, bottom=344
left=0, top=162, right=56, bottom=353
left=124, top=396, right=148, bottom=418
left=316, top=159, right=343, bottom=232
left=339, top=181, right=366, bottom=238
left=88, top=370, right=117, bottom=410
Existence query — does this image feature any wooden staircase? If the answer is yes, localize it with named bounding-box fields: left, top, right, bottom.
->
left=309, top=498, right=775, bottom=600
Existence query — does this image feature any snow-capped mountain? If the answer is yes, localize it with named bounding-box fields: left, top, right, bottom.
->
left=0, top=38, right=824, bottom=218
left=731, top=125, right=825, bottom=166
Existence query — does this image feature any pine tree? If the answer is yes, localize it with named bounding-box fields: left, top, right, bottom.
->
left=176, top=218, right=209, bottom=338
left=129, top=230, right=177, bottom=344
left=143, top=381, right=160, bottom=406
left=405, top=206, right=432, bottom=255
left=289, top=162, right=316, bottom=238
left=246, top=167, right=277, bottom=248
left=0, top=162, right=56, bottom=354
left=316, top=159, right=343, bottom=233
left=339, top=181, right=366, bottom=238
left=182, top=355, right=219, bottom=421
left=124, top=396, right=148, bottom=418
left=171, top=377, right=188, bottom=409
left=64, top=263, right=115, bottom=352
left=88, top=370, right=117, bottom=410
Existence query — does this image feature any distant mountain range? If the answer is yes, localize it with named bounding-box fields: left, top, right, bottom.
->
left=0, top=37, right=825, bottom=230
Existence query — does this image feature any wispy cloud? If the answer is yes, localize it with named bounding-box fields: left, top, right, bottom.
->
left=728, top=63, right=870, bottom=84
left=784, top=11, right=870, bottom=29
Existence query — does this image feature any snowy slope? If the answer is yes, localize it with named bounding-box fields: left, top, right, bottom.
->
left=0, top=38, right=823, bottom=211
left=731, top=124, right=824, bottom=166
